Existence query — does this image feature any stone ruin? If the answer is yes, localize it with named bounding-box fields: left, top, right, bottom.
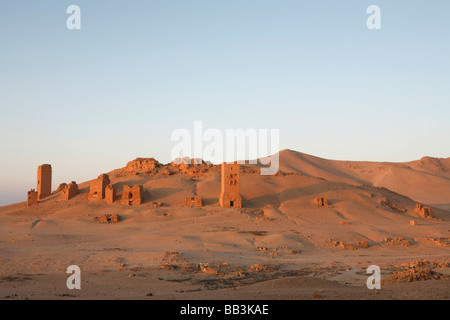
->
left=184, top=196, right=202, bottom=207
left=329, top=239, right=357, bottom=250
left=88, top=174, right=110, bottom=201
left=55, top=183, right=67, bottom=193
left=121, top=184, right=143, bottom=206
left=26, top=158, right=254, bottom=211
left=414, top=203, right=434, bottom=219
left=111, top=157, right=215, bottom=178
left=172, top=157, right=206, bottom=166
left=357, top=241, right=368, bottom=248
left=27, top=189, right=38, bottom=207
left=93, top=214, right=119, bottom=224
left=219, top=163, right=242, bottom=208
left=313, top=197, right=328, bottom=207
left=169, top=157, right=213, bottom=177
left=105, top=185, right=116, bottom=204
left=124, top=158, right=161, bottom=174
left=37, top=164, right=52, bottom=200
left=60, top=181, right=79, bottom=201
left=149, top=201, right=164, bottom=208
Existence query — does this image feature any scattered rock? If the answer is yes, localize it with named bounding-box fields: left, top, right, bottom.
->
left=383, top=268, right=444, bottom=285
left=160, top=251, right=192, bottom=271
left=328, top=239, right=357, bottom=250
left=426, top=237, right=450, bottom=247
left=149, top=201, right=164, bottom=208
left=249, top=264, right=268, bottom=272
left=200, top=266, right=219, bottom=275
left=383, top=237, right=413, bottom=247
left=379, top=199, right=407, bottom=213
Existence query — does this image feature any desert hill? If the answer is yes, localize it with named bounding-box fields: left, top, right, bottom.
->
left=275, top=149, right=450, bottom=206
left=0, top=150, right=448, bottom=299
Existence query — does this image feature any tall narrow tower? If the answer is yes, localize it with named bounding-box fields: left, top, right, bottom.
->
left=219, top=163, right=242, bottom=208
left=37, top=164, right=52, bottom=200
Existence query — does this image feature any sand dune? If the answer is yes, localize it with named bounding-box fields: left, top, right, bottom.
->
left=276, top=149, right=450, bottom=206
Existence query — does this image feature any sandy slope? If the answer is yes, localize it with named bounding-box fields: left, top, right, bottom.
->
left=0, top=150, right=449, bottom=300
left=276, top=150, right=450, bottom=206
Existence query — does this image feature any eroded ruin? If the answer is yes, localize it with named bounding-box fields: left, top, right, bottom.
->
left=414, top=204, right=434, bottom=219
left=60, top=181, right=79, bottom=201
left=93, top=214, right=119, bottom=224
left=184, top=196, right=202, bottom=207
left=105, top=185, right=116, bottom=204
left=124, top=158, right=161, bottom=174
left=357, top=241, right=368, bottom=248
left=27, top=189, right=38, bottom=207
left=219, top=163, right=242, bottom=208
left=56, top=183, right=67, bottom=193
left=313, top=197, right=329, bottom=207
left=88, top=174, right=111, bottom=201
left=121, top=184, right=143, bottom=206
left=37, top=164, right=52, bottom=200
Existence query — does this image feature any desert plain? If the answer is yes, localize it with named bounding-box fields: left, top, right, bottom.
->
left=0, top=149, right=449, bottom=300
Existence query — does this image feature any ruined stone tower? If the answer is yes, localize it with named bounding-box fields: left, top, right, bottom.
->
left=105, top=185, right=116, bottom=204
left=37, top=164, right=52, bottom=200
left=27, top=189, right=38, bottom=207
left=219, top=163, right=242, bottom=208
left=88, top=174, right=111, bottom=201
left=121, top=185, right=143, bottom=206
left=60, top=181, right=79, bottom=201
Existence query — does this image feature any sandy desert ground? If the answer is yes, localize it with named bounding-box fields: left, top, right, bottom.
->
left=0, top=150, right=449, bottom=300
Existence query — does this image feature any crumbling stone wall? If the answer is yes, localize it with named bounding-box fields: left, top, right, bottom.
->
left=93, top=214, right=119, bottom=224
left=184, top=196, right=202, bottom=207
left=313, top=197, right=328, bottom=207
left=37, top=164, right=52, bottom=200
left=27, top=189, right=38, bottom=207
left=121, top=184, right=143, bottom=206
left=219, top=163, right=242, bottom=208
left=56, top=183, right=67, bottom=193
left=60, top=181, right=79, bottom=201
left=414, top=204, right=434, bottom=218
left=357, top=241, right=368, bottom=248
left=105, top=185, right=116, bottom=204
left=88, top=174, right=110, bottom=201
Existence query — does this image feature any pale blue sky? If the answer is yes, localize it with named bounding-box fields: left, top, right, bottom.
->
left=1, top=1, right=449, bottom=205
